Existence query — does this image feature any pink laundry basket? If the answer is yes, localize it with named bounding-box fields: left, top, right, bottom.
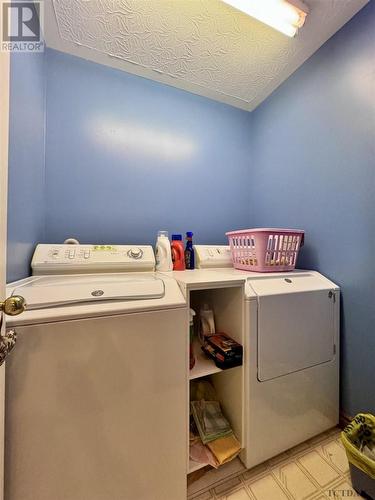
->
left=226, top=228, right=305, bottom=272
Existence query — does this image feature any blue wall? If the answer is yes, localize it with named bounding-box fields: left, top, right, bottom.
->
left=44, top=49, right=252, bottom=246
left=7, top=51, right=46, bottom=282
left=250, top=2, right=375, bottom=416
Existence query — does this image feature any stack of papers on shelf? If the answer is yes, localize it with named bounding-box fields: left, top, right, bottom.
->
left=191, top=400, right=233, bottom=444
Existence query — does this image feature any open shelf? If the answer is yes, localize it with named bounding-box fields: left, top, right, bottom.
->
left=189, top=339, right=222, bottom=380
left=187, top=286, right=245, bottom=477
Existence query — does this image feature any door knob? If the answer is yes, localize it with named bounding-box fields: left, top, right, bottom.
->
left=0, top=295, right=26, bottom=316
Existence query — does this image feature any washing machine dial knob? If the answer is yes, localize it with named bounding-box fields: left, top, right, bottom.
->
left=128, top=247, right=143, bottom=259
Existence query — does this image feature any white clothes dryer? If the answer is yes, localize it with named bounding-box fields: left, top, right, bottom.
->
left=242, top=271, right=340, bottom=468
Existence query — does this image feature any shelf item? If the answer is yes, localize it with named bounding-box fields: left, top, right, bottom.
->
left=206, top=434, right=241, bottom=466
left=189, top=339, right=222, bottom=380
left=188, top=459, right=208, bottom=474
left=191, top=400, right=233, bottom=444
left=201, top=333, right=243, bottom=370
left=189, top=338, right=243, bottom=380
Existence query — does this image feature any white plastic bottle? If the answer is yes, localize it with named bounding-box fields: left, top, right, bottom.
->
left=155, top=231, right=173, bottom=271
left=199, top=303, right=215, bottom=341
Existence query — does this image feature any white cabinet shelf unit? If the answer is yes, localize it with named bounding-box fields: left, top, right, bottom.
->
left=187, top=285, right=245, bottom=475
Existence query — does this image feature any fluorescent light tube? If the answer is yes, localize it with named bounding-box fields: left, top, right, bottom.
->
left=222, top=0, right=309, bottom=37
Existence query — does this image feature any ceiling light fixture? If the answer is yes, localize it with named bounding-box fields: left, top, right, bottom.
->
left=222, top=0, right=309, bottom=37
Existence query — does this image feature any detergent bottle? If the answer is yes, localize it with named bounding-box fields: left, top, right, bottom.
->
left=185, top=231, right=195, bottom=270
left=171, top=235, right=185, bottom=271
left=155, top=231, right=173, bottom=271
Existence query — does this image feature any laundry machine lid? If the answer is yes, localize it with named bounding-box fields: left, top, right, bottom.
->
left=248, top=273, right=334, bottom=296
left=10, top=274, right=165, bottom=310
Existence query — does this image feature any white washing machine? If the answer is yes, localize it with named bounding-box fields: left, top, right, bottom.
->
left=5, top=244, right=187, bottom=500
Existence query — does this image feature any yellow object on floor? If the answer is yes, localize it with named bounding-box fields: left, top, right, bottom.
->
left=206, top=433, right=241, bottom=465
left=341, top=412, right=375, bottom=479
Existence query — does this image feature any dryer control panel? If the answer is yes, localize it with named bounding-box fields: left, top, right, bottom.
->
left=194, top=245, right=232, bottom=268
left=31, top=244, right=156, bottom=275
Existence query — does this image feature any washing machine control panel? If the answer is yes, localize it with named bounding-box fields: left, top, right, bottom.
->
left=32, top=244, right=155, bottom=275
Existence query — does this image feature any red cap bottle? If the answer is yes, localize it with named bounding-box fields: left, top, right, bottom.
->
left=171, top=235, right=185, bottom=271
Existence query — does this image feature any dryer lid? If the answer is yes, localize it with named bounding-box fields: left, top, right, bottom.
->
left=10, top=274, right=165, bottom=310
left=248, top=273, right=333, bottom=296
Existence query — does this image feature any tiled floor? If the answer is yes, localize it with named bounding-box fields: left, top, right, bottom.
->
left=188, top=427, right=366, bottom=500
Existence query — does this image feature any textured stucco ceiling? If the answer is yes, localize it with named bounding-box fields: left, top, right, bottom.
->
left=45, top=0, right=368, bottom=111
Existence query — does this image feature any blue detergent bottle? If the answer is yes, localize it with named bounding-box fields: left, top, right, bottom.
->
left=185, top=232, right=195, bottom=270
